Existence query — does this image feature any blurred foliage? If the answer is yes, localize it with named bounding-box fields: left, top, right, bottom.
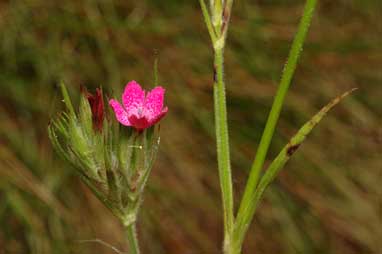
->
left=0, top=0, right=381, bottom=253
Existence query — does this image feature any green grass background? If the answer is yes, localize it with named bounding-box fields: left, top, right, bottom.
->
left=0, top=0, right=381, bottom=253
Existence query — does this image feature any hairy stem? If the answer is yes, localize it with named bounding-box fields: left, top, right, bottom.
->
left=199, top=1, right=235, bottom=253
left=214, top=47, right=234, bottom=254
left=125, top=223, right=140, bottom=254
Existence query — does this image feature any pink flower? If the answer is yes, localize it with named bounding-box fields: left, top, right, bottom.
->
left=109, top=81, right=168, bottom=130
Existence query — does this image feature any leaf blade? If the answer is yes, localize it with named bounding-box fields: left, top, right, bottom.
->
left=233, top=88, right=357, bottom=249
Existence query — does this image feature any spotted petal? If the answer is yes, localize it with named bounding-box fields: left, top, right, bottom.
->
left=149, top=107, right=168, bottom=125
left=109, top=99, right=130, bottom=126
left=144, top=86, right=165, bottom=121
left=122, top=81, right=145, bottom=113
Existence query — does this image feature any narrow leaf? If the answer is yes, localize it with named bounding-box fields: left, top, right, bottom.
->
left=199, top=0, right=217, bottom=42
left=233, top=88, right=357, bottom=249
left=259, top=88, right=356, bottom=185
left=235, top=2, right=318, bottom=250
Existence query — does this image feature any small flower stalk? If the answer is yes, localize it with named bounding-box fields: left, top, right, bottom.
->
left=49, top=81, right=167, bottom=253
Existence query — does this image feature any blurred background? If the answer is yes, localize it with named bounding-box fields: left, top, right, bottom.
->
left=0, top=0, right=381, bottom=253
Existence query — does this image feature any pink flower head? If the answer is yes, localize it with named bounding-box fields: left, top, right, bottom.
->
left=109, top=81, right=168, bottom=130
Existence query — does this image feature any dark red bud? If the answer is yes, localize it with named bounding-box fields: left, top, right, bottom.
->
left=81, top=86, right=105, bottom=132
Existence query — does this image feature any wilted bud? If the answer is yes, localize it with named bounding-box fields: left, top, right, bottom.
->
left=48, top=83, right=161, bottom=225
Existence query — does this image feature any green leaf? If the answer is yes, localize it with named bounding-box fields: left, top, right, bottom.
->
left=233, top=88, right=357, bottom=249
left=236, top=0, right=318, bottom=224
left=199, top=0, right=217, bottom=43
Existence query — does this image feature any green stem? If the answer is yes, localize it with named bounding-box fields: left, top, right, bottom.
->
left=125, top=223, right=140, bottom=254
left=233, top=0, right=317, bottom=252
left=214, top=47, right=234, bottom=253
left=199, top=1, right=235, bottom=252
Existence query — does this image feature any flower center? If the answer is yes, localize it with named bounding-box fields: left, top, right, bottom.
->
left=137, top=106, right=143, bottom=116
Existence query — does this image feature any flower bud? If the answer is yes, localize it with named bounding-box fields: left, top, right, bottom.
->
left=81, top=86, right=104, bottom=132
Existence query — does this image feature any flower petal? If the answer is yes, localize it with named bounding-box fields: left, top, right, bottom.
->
left=109, top=99, right=131, bottom=126
left=122, top=81, right=145, bottom=113
left=144, top=86, right=165, bottom=121
left=149, top=106, right=168, bottom=125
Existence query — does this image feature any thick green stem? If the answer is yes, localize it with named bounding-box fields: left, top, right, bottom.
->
left=214, top=47, right=234, bottom=253
left=125, top=223, right=140, bottom=254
